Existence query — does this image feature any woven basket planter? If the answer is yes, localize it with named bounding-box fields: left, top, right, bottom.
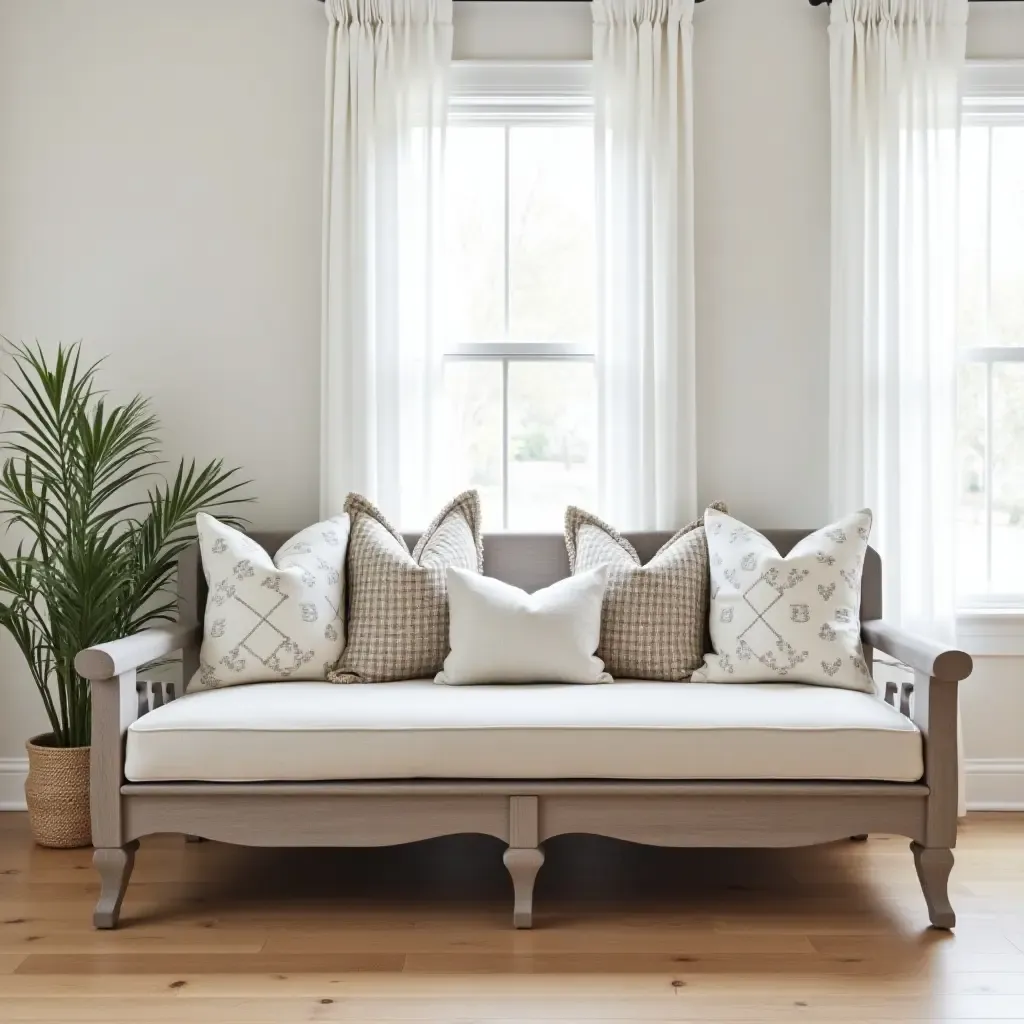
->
left=25, top=735, right=92, bottom=849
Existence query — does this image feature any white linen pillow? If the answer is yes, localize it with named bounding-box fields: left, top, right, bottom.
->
left=436, top=566, right=612, bottom=686
left=188, top=513, right=350, bottom=692
left=692, top=508, right=874, bottom=692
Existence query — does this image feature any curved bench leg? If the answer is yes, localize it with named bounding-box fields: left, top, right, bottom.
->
left=93, top=841, right=139, bottom=929
left=911, top=842, right=955, bottom=930
left=503, top=846, right=545, bottom=929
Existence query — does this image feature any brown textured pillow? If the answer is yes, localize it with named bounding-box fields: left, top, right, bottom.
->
left=564, top=503, right=727, bottom=681
left=329, top=491, right=484, bottom=684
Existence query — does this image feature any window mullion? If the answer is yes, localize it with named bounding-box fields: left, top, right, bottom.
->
left=984, top=126, right=994, bottom=347
left=985, top=360, right=995, bottom=592
left=501, top=358, right=510, bottom=531
left=503, top=124, right=511, bottom=342
left=981, top=125, right=994, bottom=595
left=502, top=124, right=511, bottom=529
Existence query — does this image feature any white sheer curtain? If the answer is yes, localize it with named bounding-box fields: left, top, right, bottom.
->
left=828, top=0, right=968, bottom=809
left=320, top=0, right=452, bottom=526
left=592, top=0, right=698, bottom=530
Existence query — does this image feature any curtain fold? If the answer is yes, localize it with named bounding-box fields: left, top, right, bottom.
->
left=828, top=0, right=968, bottom=810
left=321, top=0, right=452, bottom=527
left=592, top=0, right=698, bottom=531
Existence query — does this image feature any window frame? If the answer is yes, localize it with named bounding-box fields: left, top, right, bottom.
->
left=957, top=62, right=1024, bottom=616
left=444, top=62, right=597, bottom=530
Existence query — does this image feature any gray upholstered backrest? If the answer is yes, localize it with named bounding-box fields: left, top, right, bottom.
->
left=178, top=530, right=882, bottom=629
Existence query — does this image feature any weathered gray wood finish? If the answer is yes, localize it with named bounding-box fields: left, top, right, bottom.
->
left=92, top=841, right=138, bottom=929
left=911, top=842, right=956, bottom=929
left=77, top=530, right=970, bottom=931
left=505, top=795, right=544, bottom=928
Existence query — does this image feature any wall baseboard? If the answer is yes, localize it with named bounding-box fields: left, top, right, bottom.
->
left=2, top=756, right=1023, bottom=812
left=0, top=758, right=28, bottom=811
left=966, top=759, right=1024, bottom=811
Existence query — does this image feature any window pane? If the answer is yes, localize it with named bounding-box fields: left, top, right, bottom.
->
left=990, top=126, right=1024, bottom=347
left=444, top=127, right=505, bottom=344
left=958, top=126, right=990, bottom=348
left=990, top=362, right=1024, bottom=595
left=957, top=361, right=988, bottom=595
left=442, top=360, right=503, bottom=530
left=508, top=126, right=595, bottom=345
left=507, top=361, right=596, bottom=531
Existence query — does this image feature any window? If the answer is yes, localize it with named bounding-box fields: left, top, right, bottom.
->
left=957, top=64, right=1024, bottom=606
left=439, top=64, right=596, bottom=531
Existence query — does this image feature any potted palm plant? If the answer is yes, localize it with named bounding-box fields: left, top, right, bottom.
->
left=0, top=342, right=250, bottom=847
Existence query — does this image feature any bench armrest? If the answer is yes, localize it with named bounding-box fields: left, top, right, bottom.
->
left=75, top=624, right=201, bottom=681
left=79, top=623, right=200, bottom=849
left=861, top=619, right=972, bottom=682
left=862, top=618, right=970, bottom=849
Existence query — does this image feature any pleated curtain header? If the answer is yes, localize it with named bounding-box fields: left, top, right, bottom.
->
left=828, top=0, right=968, bottom=25
left=324, top=0, right=452, bottom=26
left=591, top=0, right=695, bottom=26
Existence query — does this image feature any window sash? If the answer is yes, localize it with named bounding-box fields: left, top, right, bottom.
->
left=958, top=351, right=1024, bottom=606
left=443, top=62, right=598, bottom=528
left=444, top=352, right=596, bottom=530
left=957, top=65, right=1024, bottom=605
left=445, top=64, right=596, bottom=359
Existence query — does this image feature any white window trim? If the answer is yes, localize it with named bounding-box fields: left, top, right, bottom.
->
left=958, top=609, right=1024, bottom=657
left=956, top=61, right=1024, bottom=636
left=962, top=60, right=1024, bottom=120
left=445, top=61, right=596, bottom=530
left=450, top=61, right=593, bottom=121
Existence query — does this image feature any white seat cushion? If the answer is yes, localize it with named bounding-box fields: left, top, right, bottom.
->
left=125, top=681, right=922, bottom=783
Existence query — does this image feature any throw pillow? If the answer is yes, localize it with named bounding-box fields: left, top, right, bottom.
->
left=189, top=513, right=350, bottom=692
left=564, top=503, right=727, bottom=680
left=692, top=508, right=874, bottom=692
left=436, top=566, right=612, bottom=685
left=329, top=490, right=484, bottom=683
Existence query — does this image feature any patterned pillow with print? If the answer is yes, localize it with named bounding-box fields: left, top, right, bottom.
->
left=693, top=508, right=874, bottom=692
left=189, top=513, right=350, bottom=691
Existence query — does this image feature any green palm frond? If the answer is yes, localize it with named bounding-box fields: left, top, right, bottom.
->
left=0, top=340, right=253, bottom=747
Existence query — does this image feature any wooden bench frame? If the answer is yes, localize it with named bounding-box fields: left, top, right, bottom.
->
left=76, top=531, right=972, bottom=930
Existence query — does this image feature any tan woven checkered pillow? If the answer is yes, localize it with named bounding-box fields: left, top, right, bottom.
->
left=329, top=491, right=484, bottom=684
left=564, top=503, right=727, bottom=681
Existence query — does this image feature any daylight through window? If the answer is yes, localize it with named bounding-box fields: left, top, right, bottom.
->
left=438, top=65, right=596, bottom=531
left=957, top=65, right=1024, bottom=605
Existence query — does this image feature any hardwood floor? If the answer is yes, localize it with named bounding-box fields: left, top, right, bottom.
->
left=0, top=812, right=1022, bottom=1021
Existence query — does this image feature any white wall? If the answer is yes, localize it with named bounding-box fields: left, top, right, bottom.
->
left=694, top=0, right=831, bottom=525
left=0, top=0, right=326, bottom=786
left=0, top=0, right=1023, bottom=805
left=454, top=0, right=591, bottom=59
